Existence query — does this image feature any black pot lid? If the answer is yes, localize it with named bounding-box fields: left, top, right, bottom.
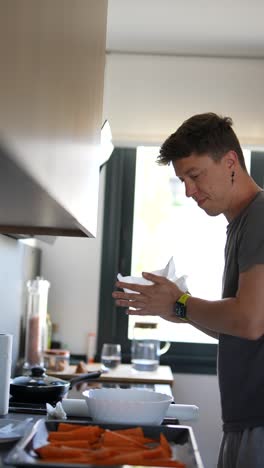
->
left=11, top=366, right=69, bottom=388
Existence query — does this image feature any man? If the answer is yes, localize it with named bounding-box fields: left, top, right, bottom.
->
left=112, top=112, right=264, bottom=468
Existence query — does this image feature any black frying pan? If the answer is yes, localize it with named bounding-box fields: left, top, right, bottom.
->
left=10, top=366, right=102, bottom=403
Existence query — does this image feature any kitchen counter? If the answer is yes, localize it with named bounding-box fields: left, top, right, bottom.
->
left=47, top=363, right=174, bottom=387
left=0, top=416, right=204, bottom=468
left=0, top=413, right=40, bottom=467
left=1, top=383, right=175, bottom=466
left=1, top=365, right=175, bottom=466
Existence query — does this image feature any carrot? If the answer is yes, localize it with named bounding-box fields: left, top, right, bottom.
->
left=51, top=440, right=95, bottom=448
left=88, top=447, right=120, bottom=459
left=103, top=429, right=151, bottom=448
left=160, top=432, right=172, bottom=457
left=37, top=456, right=96, bottom=464
left=48, top=425, right=103, bottom=442
left=142, top=446, right=165, bottom=459
left=36, top=445, right=88, bottom=459
left=114, top=427, right=145, bottom=437
left=35, top=425, right=186, bottom=467
left=57, top=422, right=86, bottom=432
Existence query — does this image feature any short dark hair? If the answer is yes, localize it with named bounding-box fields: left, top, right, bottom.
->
left=157, top=112, right=246, bottom=170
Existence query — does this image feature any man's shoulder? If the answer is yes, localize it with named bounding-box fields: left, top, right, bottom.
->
left=247, top=191, right=264, bottom=216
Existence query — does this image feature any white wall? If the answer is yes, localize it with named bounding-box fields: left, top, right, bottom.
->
left=104, top=53, right=264, bottom=148
left=37, top=167, right=105, bottom=355
left=0, top=235, right=40, bottom=373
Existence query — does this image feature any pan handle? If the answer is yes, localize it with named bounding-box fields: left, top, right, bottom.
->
left=69, top=370, right=102, bottom=388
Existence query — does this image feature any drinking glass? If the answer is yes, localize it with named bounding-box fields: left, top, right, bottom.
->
left=100, top=343, right=121, bottom=371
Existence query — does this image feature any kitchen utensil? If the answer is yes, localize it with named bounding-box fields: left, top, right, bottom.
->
left=62, top=396, right=199, bottom=422
left=5, top=420, right=204, bottom=468
left=83, top=388, right=172, bottom=425
left=0, top=418, right=33, bottom=444
left=10, top=366, right=102, bottom=404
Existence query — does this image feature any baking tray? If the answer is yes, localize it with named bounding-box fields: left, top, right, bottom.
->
left=4, top=419, right=204, bottom=468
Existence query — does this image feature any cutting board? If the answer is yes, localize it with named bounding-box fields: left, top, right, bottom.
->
left=46, top=363, right=174, bottom=385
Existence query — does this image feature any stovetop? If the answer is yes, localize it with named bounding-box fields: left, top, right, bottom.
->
left=9, top=398, right=53, bottom=415
left=9, top=382, right=157, bottom=415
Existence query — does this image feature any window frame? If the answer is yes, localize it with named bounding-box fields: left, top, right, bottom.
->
left=96, top=147, right=218, bottom=374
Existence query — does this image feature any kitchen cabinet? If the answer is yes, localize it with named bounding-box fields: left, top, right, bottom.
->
left=0, top=0, right=108, bottom=237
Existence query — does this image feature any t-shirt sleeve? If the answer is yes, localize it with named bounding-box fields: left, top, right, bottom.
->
left=238, top=199, right=264, bottom=273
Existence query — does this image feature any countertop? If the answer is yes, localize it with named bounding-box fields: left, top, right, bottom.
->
left=46, top=363, right=174, bottom=386
left=0, top=365, right=175, bottom=466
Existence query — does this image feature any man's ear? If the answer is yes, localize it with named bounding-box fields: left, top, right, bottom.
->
left=224, top=150, right=238, bottom=170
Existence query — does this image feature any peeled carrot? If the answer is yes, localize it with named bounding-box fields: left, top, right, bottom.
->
left=45, top=457, right=96, bottom=464
left=48, top=425, right=103, bottom=442
left=36, top=445, right=88, bottom=459
left=51, top=440, right=95, bottom=448
left=114, top=427, right=145, bottom=437
left=57, top=422, right=86, bottom=432
left=103, top=430, right=145, bottom=448
left=35, top=424, right=186, bottom=467
left=160, top=432, right=172, bottom=457
left=141, top=446, right=165, bottom=459
left=88, top=447, right=120, bottom=459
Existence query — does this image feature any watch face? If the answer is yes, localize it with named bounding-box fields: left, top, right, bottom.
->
left=175, top=301, right=187, bottom=319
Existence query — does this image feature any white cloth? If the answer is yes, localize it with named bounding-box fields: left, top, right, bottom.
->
left=117, top=257, right=188, bottom=294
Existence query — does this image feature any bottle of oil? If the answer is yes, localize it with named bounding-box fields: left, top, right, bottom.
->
left=23, top=276, right=50, bottom=371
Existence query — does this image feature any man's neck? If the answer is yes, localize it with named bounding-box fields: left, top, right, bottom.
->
left=225, top=176, right=262, bottom=222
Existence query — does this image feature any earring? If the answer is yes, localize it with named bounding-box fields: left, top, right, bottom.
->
left=231, top=171, right=235, bottom=185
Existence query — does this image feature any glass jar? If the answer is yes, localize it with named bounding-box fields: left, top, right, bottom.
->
left=43, top=349, right=70, bottom=372
left=23, top=276, right=50, bottom=371
left=131, top=322, right=160, bottom=372
left=131, top=322, right=170, bottom=372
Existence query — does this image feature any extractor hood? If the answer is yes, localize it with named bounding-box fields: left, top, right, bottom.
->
left=0, top=142, right=93, bottom=238
left=0, top=0, right=108, bottom=238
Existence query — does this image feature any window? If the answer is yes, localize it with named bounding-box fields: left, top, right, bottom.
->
left=128, top=147, right=252, bottom=344
left=97, top=147, right=256, bottom=374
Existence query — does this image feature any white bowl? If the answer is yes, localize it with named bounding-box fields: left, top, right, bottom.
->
left=82, top=388, right=172, bottom=425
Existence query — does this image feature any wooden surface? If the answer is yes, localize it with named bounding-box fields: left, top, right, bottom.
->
left=47, top=363, right=174, bottom=386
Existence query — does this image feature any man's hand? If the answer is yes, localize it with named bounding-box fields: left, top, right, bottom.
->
left=112, top=272, right=183, bottom=320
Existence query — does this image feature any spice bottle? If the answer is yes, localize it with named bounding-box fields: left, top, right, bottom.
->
left=23, top=276, right=50, bottom=371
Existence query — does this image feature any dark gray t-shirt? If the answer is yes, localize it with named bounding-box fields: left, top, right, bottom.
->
left=220, top=191, right=264, bottom=432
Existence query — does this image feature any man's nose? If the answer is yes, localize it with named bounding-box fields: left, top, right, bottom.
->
left=185, top=180, right=197, bottom=198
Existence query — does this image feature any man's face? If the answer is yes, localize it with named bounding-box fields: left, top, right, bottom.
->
left=172, top=153, right=232, bottom=217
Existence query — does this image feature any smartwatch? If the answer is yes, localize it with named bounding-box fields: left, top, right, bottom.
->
left=173, top=293, right=191, bottom=320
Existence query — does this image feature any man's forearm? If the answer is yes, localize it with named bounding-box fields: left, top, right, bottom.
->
left=185, top=296, right=255, bottom=340
left=114, top=269, right=264, bottom=340
left=187, top=319, right=219, bottom=340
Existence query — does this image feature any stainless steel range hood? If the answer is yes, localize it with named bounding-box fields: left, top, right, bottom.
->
left=0, top=142, right=92, bottom=238
left=0, top=0, right=108, bottom=238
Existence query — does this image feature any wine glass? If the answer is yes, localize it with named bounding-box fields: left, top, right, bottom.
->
left=100, top=343, right=121, bottom=371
